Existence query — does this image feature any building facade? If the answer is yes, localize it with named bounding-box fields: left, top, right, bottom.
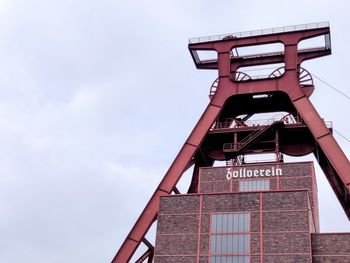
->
left=154, top=162, right=350, bottom=263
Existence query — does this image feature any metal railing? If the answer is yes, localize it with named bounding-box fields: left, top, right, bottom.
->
left=223, top=123, right=276, bottom=152
left=242, top=158, right=280, bottom=164
left=222, top=114, right=286, bottom=152
left=244, top=114, right=286, bottom=126
left=212, top=114, right=289, bottom=131
left=189, top=22, right=329, bottom=44
left=212, top=114, right=332, bottom=132
left=220, top=114, right=333, bottom=153
left=196, top=46, right=329, bottom=67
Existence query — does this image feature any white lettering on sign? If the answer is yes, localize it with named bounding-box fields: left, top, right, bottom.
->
left=226, top=167, right=282, bottom=180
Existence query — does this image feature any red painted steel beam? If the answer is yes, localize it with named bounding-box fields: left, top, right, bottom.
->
left=112, top=103, right=222, bottom=262
left=232, top=55, right=284, bottom=70
left=197, top=48, right=330, bottom=70
left=298, top=48, right=331, bottom=64
left=314, top=143, right=350, bottom=217
left=172, top=186, right=181, bottom=195
left=292, top=96, right=350, bottom=190
left=135, top=249, right=153, bottom=263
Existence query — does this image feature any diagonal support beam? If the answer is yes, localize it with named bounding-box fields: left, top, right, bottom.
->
left=292, top=96, right=350, bottom=188
left=172, top=186, right=181, bottom=195
left=135, top=249, right=153, bottom=263
left=292, top=95, right=350, bottom=217
left=112, top=103, right=223, bottom=262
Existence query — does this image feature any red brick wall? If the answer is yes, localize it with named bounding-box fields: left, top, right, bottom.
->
left=199, top=162, right=319, bottom=231
left=154, top=190, right=313, bottom=262
left=312, top=233, right=350, bottom=262
left=199, top=162, right=314, bottom=194
left=154, top=195, right=200, bottom=262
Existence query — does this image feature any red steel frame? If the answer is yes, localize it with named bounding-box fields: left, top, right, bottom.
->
left=112, top=23, right=350, bottom=262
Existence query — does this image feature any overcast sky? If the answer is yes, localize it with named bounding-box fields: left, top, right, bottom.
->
left=0, top=0, right=350, bottom=262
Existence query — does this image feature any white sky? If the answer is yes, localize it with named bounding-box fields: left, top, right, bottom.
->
left=0, top=0, right=349, bottom=262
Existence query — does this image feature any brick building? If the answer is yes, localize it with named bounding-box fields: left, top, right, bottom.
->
left=154, top=162, right=350, bottom=262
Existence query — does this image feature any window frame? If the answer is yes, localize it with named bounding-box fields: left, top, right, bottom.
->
left=209, top=212, right=251, bottom=263
left=239, top=179, right=270, bottom=192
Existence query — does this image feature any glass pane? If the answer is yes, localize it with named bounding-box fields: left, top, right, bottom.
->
left=217, top=214, right=222, bottom=233
left=227, top=234, right=233, bottom=253
left=210, top=256, right=216, bottom=263
left=243, top=234, right=249, bottom=253
left=243, top=213, right=247, bottom=231
left=238, top=213, right=244, bottom=232
left=233, top=214, right=239, bottom=232
left=238, top=235, right=244, bottom=253
left=239, top=181, right=243, bottom=192
left=211, top=235, right=217, bottom=254
left=243, top=213, right=249, bottom=232
left=222, top=235, right=227, bottom=254
left=217, top=235, right=222, bottom=254
left=227, top=256, right=233, bottom=263
left=232, top=234, right=238, bottom=253
left=212, top=214, right=217, bottom=233
left=239, top=181, right=243, bottom=191
left=222, top=214, right=228, bottom=233
left=238, top=235, right=243, bottom=254
left=246, top=213, right=250, bottom=231
left=227, top=214, right=233, bottom=232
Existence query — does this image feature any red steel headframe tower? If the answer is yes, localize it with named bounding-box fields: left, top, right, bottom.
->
left=112, top=22, right=350, bottom=262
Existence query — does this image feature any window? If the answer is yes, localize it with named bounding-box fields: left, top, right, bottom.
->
left=210, top=213, right=250, bottom=263
left=240, top=179, right=269, bottom=192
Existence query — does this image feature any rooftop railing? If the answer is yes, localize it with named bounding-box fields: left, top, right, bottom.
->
left=211, top=114, right=332, bottom=131
left=189, top=22, right=329, bottom=44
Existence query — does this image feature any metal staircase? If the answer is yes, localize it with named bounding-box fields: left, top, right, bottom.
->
left=223, top=115, right=285, bottom=153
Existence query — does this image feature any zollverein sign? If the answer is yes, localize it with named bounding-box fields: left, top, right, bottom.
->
left=226, top=166, right=283, bottom=180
